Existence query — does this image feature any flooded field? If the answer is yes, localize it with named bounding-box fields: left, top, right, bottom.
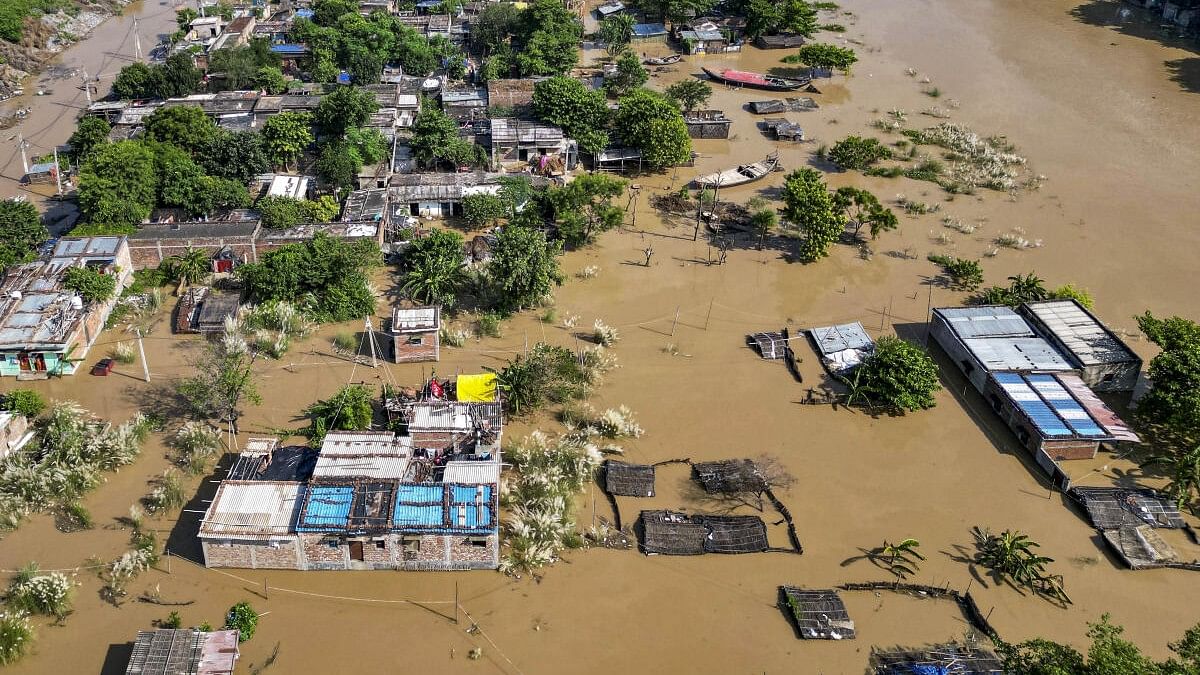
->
left=0, top=0, right=1199, bottom=672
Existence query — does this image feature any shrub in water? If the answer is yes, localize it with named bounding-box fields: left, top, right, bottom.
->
left=225, top=602, right=258, bottom=642
left=7, top=564, right=73, bottom=620
left=0, top=612, right=32, bottom=665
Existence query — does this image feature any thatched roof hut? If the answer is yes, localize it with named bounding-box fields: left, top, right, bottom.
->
left=640, top=510, right=708, bottom=555
left=604, top=461, right=655, bottom=497
left=870, top=643, right=1004, bottom=674
left=694, top=515, right=769, bottom=553
left=693, top=459, right=767, bottom=493
left=779, top=587, right=855, bottom=640
left=1069, top=486, right=1185, bottom=530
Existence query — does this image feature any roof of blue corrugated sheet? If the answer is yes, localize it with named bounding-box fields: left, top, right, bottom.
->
left=392, top=483, right=494, bottom=532
left=296, top=485, right=353, bottom=530
left=994, top=372, right=1109, bottom=440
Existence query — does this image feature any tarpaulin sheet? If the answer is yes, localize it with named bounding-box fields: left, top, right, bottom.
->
left=457, top=373, right=497, bottom=402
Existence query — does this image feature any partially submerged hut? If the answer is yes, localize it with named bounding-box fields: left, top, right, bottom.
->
left=756, top=33, right=806, bottom=49
left=1069, top=486, right=1185, bottom=531
left=1102, top=524, right=1181, bottom=570
left=779, top=587, right=856, bottom=640
left=749, top=330, right=789, bottom=360
left=693, top=459, right=767, bottom=494
left=810, top=322, right=874, bottom=373
left=748, top=98, right=818, bottom=114
left=870, top=643, right=1005, bottom=674
left=604, top=460, right=655, bottom=497
left=1019, top=299, right=1142, bottom=392
left=761, top=118, right=803, bottom=141
left=639, top=510, right=769, bottom=555
left=683, top=110, right=733, bottom=139
left=125, top=628, right=240, bottom=675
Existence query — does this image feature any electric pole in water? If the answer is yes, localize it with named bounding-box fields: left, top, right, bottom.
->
left=52, top=147, right=63, bottom=197
left=365, top=316, right=377, bottom=367
left=17, top=134, right=29, bottom=174
left=133, top=19, right=142, bottom=61
left=136, top=328, right=150, bottom=382
left=81, top=68, right=92, bottom=104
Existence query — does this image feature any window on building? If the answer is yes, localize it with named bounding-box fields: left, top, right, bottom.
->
left=375, top=540, right=386, bottom=549
left=406, top=336, right=423, bottom=345
left=466, top=537, right=488, bottom=548
left=402, top=537, right=421, bottom=552
left=1102, top=373, right=1115, bottom=382
left=324, top=538, right=339, bottom=549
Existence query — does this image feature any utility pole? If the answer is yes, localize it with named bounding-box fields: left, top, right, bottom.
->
left=52, top=147, right=63, bottom=197
left=364, top=316, right=377, bottom=367
left=133, top=19, right=142, bottom=61
left=81, top=68, right=92, bottom=104
left=17, top=134, right=28, bottom=174
left=136, top=328, right=150, bottom=382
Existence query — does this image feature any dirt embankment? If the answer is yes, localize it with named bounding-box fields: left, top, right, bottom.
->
left=0, top=0, right=128, bottom=102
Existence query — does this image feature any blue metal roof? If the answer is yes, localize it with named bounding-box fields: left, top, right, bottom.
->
left=632, top=23, right=667, bottom=36
left=391, top=483, right=494, bottom=533
left=994, top=372, right=1108, bottom=439
left=296, top=485, right=353, bottom=530
left=270, top=44, right=308, bottom=54
left=294, top=8, right=313, bottom=17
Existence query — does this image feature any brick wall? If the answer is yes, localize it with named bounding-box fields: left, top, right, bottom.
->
left=393, top=330, right=438, bottom=363
left=128, top=238, right=257, bottom=270
left=300, top=534, right=348, bottom=570
left=201, top=538, right=303, bottom=569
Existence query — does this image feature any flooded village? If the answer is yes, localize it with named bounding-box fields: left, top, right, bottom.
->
left=0, top=0, right=1195, bottom=671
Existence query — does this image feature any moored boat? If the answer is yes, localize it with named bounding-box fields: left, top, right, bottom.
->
left=692, top=152, right=780, bottom=188
left=644, top=54, right=683, bottom=65
left=702, top=67, right=808, bottom=91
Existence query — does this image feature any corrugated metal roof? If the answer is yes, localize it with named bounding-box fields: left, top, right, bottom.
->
left=1022, top=300, right=1137, bottom=365
left=962, top=337, right=1073, bottom=371
left=936, top=306, right=1034, bottom=339
left=392, top=305, right=439, bottom=331
left=810, top=322, right=873, bottom=356
left=296, top=485, right=354, bottom=530
left=199, top=481, right=304, bottom=540
left=317, top=431, right=406, bottom=456
left=392, top=482, right=494, bottom=532
left=994, top=372, right=1110, bottom=439
left=1058, top=374, right=1141, bottom=442
left=311, top=455, right=413, bottom=479
left=442, top=460, right=500, bottom=484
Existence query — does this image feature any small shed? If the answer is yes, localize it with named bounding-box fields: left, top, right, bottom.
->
left=761, top=117, right=804, bottom=141
left=604, top=460, right=655, bottom=497
left=1018, top=299, right=1142, bottom=392
left=632, top=23, right=668, bottom=42
left=23, top=161, right=58, bottom=185
left=391, top=305, right=440, bottom=363
left=683, top=109, right=732, bottom=139
left=694, top=514, right=769, bottom=553
left=639, top=510, right=709, bottom=555
left=779, top=587, right=856, bottom=640
left=596, top=0, right=625, bottom=17
left=678, top=29, right=728, bottom=54
left=755, top=34, right=806, bottom=49
left=1102, top=524, right=1180, bottom=570
left=810, top=322, right=873, bottom=373
left=195, top=292, right=241, bottom=335
left=125, top=629, right=240, bottom=675
left=593, top=147, right=643, bottom=173
left=1069, top=486, right=1185, bottom=530
left=693, top=459, right=767, bottom=493
left=870, top=643, right=1005, bottom=674
left=749, top=330, right=788, bottom=360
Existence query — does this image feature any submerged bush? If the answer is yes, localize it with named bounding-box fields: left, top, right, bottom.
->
left=225, top=602, right=258, bottom=642
left=174, top=422, right=222, bottom=475
left=0, top=390, right=45, bottom=418
left=0, top=612, right=32, bottom=665
left=6, top=564, right=73, bottom=620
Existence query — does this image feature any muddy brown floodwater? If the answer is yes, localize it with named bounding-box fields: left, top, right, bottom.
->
left=1, top=0, right=1199, bottom=673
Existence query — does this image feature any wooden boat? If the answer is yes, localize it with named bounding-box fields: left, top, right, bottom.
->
left=702, top=67, right=809, bottom=91
left=643, top=54, right=682, bottom=66
left=692, top=153, right=780, bottom=188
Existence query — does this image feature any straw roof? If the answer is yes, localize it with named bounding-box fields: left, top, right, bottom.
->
left=639, top=511, right=769, bottom=555
left=870, top=643, right=1004, bottom=674
left=780, top=587, right=855, bottom=640
left=693, top=459, right=767, bottom=493
left=694, top=514, right=769, bottom=553
left=604, top=461, right=655, bottom=497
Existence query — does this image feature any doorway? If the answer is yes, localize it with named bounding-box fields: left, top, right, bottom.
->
left=349, top=541, right=365, bottom=561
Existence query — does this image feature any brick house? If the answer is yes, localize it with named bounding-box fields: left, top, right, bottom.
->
left=391, top=305, right=440, bottom=363
left=127, top=221, right=261, bottom=270
left=198, top=481, right=307, bottom=569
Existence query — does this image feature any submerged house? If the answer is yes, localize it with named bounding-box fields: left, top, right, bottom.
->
left=683, top=109, right=732, bottom=139
left=124, top=628, right=240, bottom=675
left=0, top=236, right=132, bottom=377
left=1018, top=299, right=1141, bottom=392
left=639, top=510, right=769, bottom=555
left=929, top=305, right=1075, bottom=393
left=390, top=304, right=440, bottom=363
left=200, top=430, right=501, bottom=571
left=484, top=118, right=577, bottom=171
left=1069, top=486, right=1189, bottom=570
left=174, top=287, right=241, bottom=335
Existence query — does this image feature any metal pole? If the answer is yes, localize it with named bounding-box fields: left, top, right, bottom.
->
left=81, top=68, right=92, bottom=104
left=670, top=306, right=679, bottom=336
left=454, top=581, right=459, bottom=625
left=365, top=316, right=377, bottom=368
left=136, top=328, right=150, bottom=382
left=133, top=19, right=142, bottom=61
left=17, top=135, right=28, bottom=174
left=52, top=147, right=63, bottom=197
left=924, top=278, right=934, bottom=348
left=704, top=298, right=713, bottom=330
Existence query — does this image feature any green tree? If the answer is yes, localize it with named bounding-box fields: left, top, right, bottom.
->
left=1134, top=312, right=1200, bottom=452
left=66, top=117, right=110, bottom=164
left=175, top=7, right=198, bottom=31
left=543, top=173, right=626, bottom=247
left=781, top=168, right=845, bottom=262
left=832, top=187, right=896, bottom=239
left=315, top=86, right=379, bottom=137
left=744, top=0, right=783, bottom=39
left=471, top=2, right=521, bottom=55
left=400, top=228, right=465, bottom=307
left=462, top=193, right=508, bottom=228
left=614, top=88, right=691, bottom=169
left=632, top=0, right=715, bottom=25
left=236, top=233, right=380, bottom=322
left=0, top=390, right=46, bottom=418
left=305, top=384, right=374, bottom=437
left=144, top=105, right=218, bottom=154
left=0, top=200, right=47, bottom=271
left=664, top=79, right=713, bottom=112
left=514, top=0, right=582, bottom=76
left=598, top=14, right=635, bottom=56
left=316, top=140, right=363, bottom=191
left=160, top=248, right=211, bottom=293
left=976, top=273, right=1049, bottom=306
left=780, top=0, right=818, bottom=36
left=532, top=76, right=610, bottom=155
left=78, top=141, right=158, bottom=227
left=927, top=254, right=984, bottom=291
left=846, top=336, right=941, bottom=412
left=828, top=136, right=891, bottom=170
left=200, top=130, right=270, bottom=183
left=313, top=0, right=357, bottom=26
left=1050, top=283, right=1094, bottom=310
left=209, top=41, right=282, bottom=92
left=223, top=602, right=259, bottom=643
left=783, top=43, right=858, bottom=73
left=346, top=127, right=388, bottom=165
left=605, top=50, right=648, bottom=98
left=261, top=112, right=314, bottom=170
left=63, top=266, right=117, bottom=304
left=254, top=66, right=288, bottom=94
left=487, top=224, right=563, bottom=312
left=111, top=62, right=155, bottom=99
left=750, top=208, right=777, bottom=250
left=1142, top=446, right=1200, bottom=512
left=1000, top=613, right=1200, bottom=674
left=409, top=105, right=461, bottom=168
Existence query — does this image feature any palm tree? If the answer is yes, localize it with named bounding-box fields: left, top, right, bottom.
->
left=161, top=248, right=211, bottom=295
left=1005, top=273, right=1048, bottom=304
left=1142, top=446, right=1200, bottom=512
left=973, top=527, right=1070, bottom=604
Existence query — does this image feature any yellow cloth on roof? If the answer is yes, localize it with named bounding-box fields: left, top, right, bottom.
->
left=457, top=373, right=497, bottom=402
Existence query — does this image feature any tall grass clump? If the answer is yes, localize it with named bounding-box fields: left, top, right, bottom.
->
left=237, top=301, right=315, bottom=358
left=102, top=531, right=158, bottom=604
left=111, top=341, right=136, bottom=365
left=500, top=431, right=603, bottom=575
left=143, top=469, right=185, bottom=514
left=592, top=319, right=620, bottom=346
left=439, top=326, right=468, bottom=348
left=0, top=612, right=32, bottom=665
left=332, top=331, right=356, bottom=352
left=173, top=422, right=223, bottom=475
left=0, top=404, right=148, bottom=531
left=6, top=564, right=73, bottom=621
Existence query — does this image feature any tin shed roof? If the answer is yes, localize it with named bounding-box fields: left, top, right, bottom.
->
left=1021, top=300, right=1138, bottom=366
left=199, top=481, right=304, bottom=540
